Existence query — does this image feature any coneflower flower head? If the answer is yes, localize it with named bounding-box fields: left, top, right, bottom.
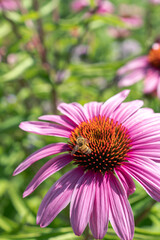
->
left=14, top=90, right=160, bottom=240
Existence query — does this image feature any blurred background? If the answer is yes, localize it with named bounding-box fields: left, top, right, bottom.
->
left=1, top=0, right=160, bottom=239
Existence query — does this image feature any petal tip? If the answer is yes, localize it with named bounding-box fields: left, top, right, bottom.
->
left=122, top=89, right=130, bottom=96
left=36, top=217, right=40, bottom=225
left=19, top=122, right=28, bottom=131
left=40, top=223, right=46, bottom=228
left=38, top=116, right=45, bottom=120
left=13, top=167, right=20, bottom=176
left=23, top=191, right=29, bottom=198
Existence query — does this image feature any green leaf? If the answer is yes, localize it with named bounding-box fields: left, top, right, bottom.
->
left=0, top=216, right=18, bottom=232
left=1, top=56, right=34, bottom=82
left=8, top=185, right=35, bottom=223
left=89, top=14, right=126, bottom=29
left=39, top=0, right=60, bottom=17
left=0, top=116, right=23, bottom=133
left=0, top=23, right=11, bottom=38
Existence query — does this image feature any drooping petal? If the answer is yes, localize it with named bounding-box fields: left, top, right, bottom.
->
left=118, top=69, right=145, bottom=87
left=115, top=168, right=136, bottom=197
left=144, top=68, right=159, bottom=94
left=37, top=167, right=84, bottom=227
left=100, top=90, right=130, bottom=118
left=38, top=115, right=77, bottom=129
left=70, top=170, right=96, bottom=236
left=23, top=154, right=72, bottom=197
left=13, top=143, right=69, bottom=176
left=108, top=172, right=134, bottom=240
left=58, top=102, right=88, bottom=125
left=110, top=100, right=143, bottom=124
left=121, top=160, right=160, bottom=201
left=89, top=173, right=109, bottom=239
left=19, top=121, right=71, bottom=137
left=84, top=102, right=102, bottom=120
left=117, top=56, right=148, bottom=75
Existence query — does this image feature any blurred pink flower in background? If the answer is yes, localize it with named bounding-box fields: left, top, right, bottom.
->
left=14, top=90, right=160, bottom=239
left=118, top=42, right=160, bottom=98
left=96, top=0, right=114, bottom=15
left=7, top=53, right=18, bottom=65
left=0, top=0, right=19, bottom=10
left=119, top=4, right=143, bottom=28
left=71, top=0, right=89, bottom=12
left=71, top=0, right=114, bottom=15
left=108, top=27, right=130, bottom=39
left=149, top=0, right=160, bottom=4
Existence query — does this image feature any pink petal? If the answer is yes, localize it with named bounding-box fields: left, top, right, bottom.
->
left=70, top=170, right=96, bottom=236
left=117, top=56, right=148, bottom=75
left=144, top=68, right=159, bottom=94
left=13, top=142, right=69, bottom=176
left=115, top=168, right=136, bottom=197
left=108, top=172, right=134, bottom=240
left=124, top=108, right=154, bottom=129
left=129, top=149, right=160, bottom=162
left=129, top=119, right=160, bottom=139
left=127, top=155, right=159, bottom=170
left=131, top=142, right=160, bottom=150
left=89, top=173, right=109, bottom=239
left=84, top=102, right=102, bottom=120
left=121, top=160, right=160, bottom=201
left=38, top=115, right=77, bottom=129
left=110, top=100, right=143, bottom=124
left=23, top=154, right=72, bottom=197
left=131, top=135, right=160, bottom=145
left=58, top=102, right=88, bottom=125
left=118, top=69, right=145, bottom=87
left=71, top=102, right=89, bottom=121
left=37, top=167, right=84, bottom=227
left=100, top=90, right=130, bottom=118
left=19, top=121, right=71, bottom=138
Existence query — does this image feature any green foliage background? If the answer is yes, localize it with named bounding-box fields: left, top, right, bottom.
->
left=1, top=0, right=160, bottom=239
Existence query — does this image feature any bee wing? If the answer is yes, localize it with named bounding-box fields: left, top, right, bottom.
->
left=71, top=145, right=79, bottom=155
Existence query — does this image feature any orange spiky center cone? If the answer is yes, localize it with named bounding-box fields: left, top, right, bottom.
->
left=148, top=43, right=160, bottom=69
left=69, top=116, right=131, bottom=173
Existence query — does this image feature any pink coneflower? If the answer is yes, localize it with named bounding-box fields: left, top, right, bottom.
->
left=71, top=0, right=89, bottom=12
left=0, top=0, right=18, bottom=10
left=108, top=27, right=130, bottom=39
left=96, top=0, right=114, bottom=15
left=118, top=43, right=160, bottom=98
left=119, top=4, right=143, bottom=28
left=13, top=90, right=160, bottom=239
left=71, top=0, right=114, bottom=15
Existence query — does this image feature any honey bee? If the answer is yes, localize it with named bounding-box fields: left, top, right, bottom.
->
left=71, top=136, right=92, bottom=155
